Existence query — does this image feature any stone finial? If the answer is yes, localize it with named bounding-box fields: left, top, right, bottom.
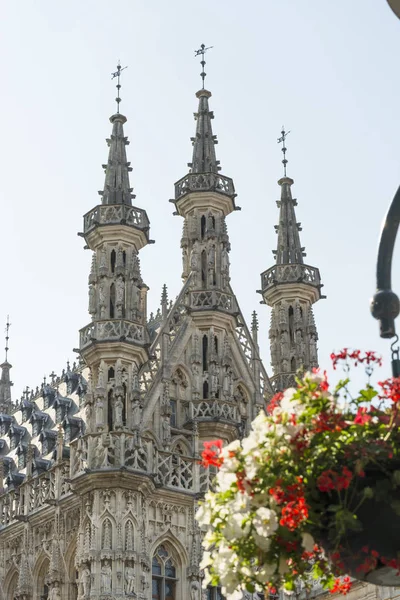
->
left=161, top=284, right=168, bottom=318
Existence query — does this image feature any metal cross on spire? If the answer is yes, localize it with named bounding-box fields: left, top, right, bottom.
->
left=194, top=44, right=213, bottom=89
left=4, top=316, right=10, bottom=362
left=277, top=126, right=291, bottom=177
left=111, top=61, right=128, bottom=113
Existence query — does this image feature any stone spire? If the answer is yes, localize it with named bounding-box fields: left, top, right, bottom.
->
left=99, top=113, right=134, bottom=206
left=274, top=178, right=305, bottom=265
left=259, top=141, right=324, bottom=391
left=188, top=89, right=220, bottom=174
left=0, top=317, right=13, bottom=414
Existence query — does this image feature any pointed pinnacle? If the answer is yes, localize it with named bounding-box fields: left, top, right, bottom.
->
left=251, top=311, right=259, bottom=332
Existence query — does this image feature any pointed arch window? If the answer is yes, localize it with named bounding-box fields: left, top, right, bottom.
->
left=289, top=305, right=294, bottom=342
left=110, top=283, right=115, bottom=318
left=201, top=250, right=207, bottom=286
left=201, top=215, right=206, bottom=239
left=111, top=249, right=116, bottom=273
left=202, top=335, right=208, bottom=372
left=152, top=545, right=177, bottom=600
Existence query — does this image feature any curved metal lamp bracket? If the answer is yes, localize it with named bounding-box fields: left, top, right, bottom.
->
left=371, top=185, right=400, bottom=338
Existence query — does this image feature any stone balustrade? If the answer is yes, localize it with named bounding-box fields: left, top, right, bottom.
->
left=83, top=204, right=150, bottom=235
left=261, top=263, right=321, bottom=291
left=174, top=172, right=235, bottom=200
left=190, top=290, right=237, bottom=313
left=79, top=320, right=145, bottom=349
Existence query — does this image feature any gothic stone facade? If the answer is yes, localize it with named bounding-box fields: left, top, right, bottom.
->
left=0, top=86, right=324, bottom=600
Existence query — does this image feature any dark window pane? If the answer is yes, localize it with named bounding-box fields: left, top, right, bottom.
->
left=152, top=557, right=161, bottom=575
left=152, top=578, right=161, bottom=599
left=165, top=559, right=176, bottom=578
left=165, top=579, right=175, bottom=600
left=158, top=545, right=169, bottom=558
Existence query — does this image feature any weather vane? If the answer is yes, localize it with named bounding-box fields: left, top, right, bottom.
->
left=111, top=61, right=128, bottom=113
left=277, top=126, right=290, bottom=177
left=4, top=316, right=10, bottom=362
left=194, top=44, right=213, bottom=89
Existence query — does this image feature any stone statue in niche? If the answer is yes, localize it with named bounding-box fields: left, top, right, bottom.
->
left=114, top=395, right=124, bottom=429
left=116, top=275, right=125, bottom=317
left=99, top=282, right=107, bottom=318
left=190, top=579, right=201, bottom=600
left=125, top=563, right=136, bottom=594
left=294, top=301, right=302, bottom=327
left=162, top=417, right=171, bottom=444
left=207, top=245, right=216, bottom=287
left=279, top=302, right=287, bottom=325
left=95, top=395, right=105, bottom=431
left=88, top=283, right=96, bottom=315
left=190, top=241, right=200, bottom=286
left=117, top=246, right=124, bottom=268
left=81, top=564, right=91, bottom=597
left=295, top=330, right=305, bottom=363
left=190, top=213, right=198, bottom=237
left=101, top=560, right=112, bottom=593
left=207, top=211, right=215, bottom=232
left=132, top=398, right=141, bottom=426
left=271, top=336, right=278, bottom=366
left=131, top=282, right=140, bottom=313
left=49, top=581, right=61, bottom=600
left=282, top=358, right=289, bottom=372
left=310, top=335, right=318, bottom=363
left=211, top=365, right=219, bottom=397
left=99, top=248, right=107, bottom=270
left=221, top=246, right=230, bottom=287
left=191, top=363, right=200, bottom=395
left=94, top=435, right=107, bottom=468
left=280, top=330, right=289, bottom=359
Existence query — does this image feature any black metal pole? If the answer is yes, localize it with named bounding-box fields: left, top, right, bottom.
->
left=371, top=185, right=400, bottom=339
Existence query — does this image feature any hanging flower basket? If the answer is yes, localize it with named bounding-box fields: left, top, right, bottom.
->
left=196, top=350, right=400, bottom=600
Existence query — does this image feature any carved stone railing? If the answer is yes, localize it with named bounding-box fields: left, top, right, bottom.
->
left=175, top=173, right=235, bottom=201
left=83, top=204, right=150, bottom=235
left=70, top=433, right=198, bottom=493
left=80, top=320, right=145, bottom=349
left=190, top=290, right=236, bottom=313
left=155, top=452, right=195, bottom=491
left=261, top=263, right=321, bottom=291
left=0, top=489, right=21, bottom=527
left=184, top=399, right=239, bottom=424
left=0, top=462, right=72, bottom=527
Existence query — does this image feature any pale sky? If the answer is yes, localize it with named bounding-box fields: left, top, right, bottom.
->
left=0, top=0, right=399, bottom=397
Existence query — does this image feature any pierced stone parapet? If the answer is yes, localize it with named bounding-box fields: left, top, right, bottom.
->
left=70, top=433, right=199, bottom=493
left=261, top=263, right=321, bottom=291
left=175, top=172, right=235, bottom=201
left=184, top=399, right=239, bottom=424
left=83, top=203, right=150, bottom=235
left=190, top=290, right=237, bottom=313
left=79, top=320, right=145, bottom=349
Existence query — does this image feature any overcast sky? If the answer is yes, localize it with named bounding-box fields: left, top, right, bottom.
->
left=0, top=0, right=399, bottom=397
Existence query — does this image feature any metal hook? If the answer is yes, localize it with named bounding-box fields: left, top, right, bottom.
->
left=391, top=334, right=399, bottom=357
left=391, top=334, right=400, bottom=377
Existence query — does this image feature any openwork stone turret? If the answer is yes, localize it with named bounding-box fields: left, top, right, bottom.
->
left=260, top=175, right=324, bottom=391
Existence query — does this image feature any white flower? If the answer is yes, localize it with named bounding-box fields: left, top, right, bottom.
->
left=215, top=470, right=237, bottom=492
left=196, top=502, right=212, bottom=526
left=301, top=532, right=315, bottom=552
left=253, top=507, right=279, bottom=537
left=254, top=562, right=277, bottom=584
left=254, top=531, right=271, bottom=551
left=222, top=511, right=251, bottom=539
left=199, top=550, right=212, bottom=570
